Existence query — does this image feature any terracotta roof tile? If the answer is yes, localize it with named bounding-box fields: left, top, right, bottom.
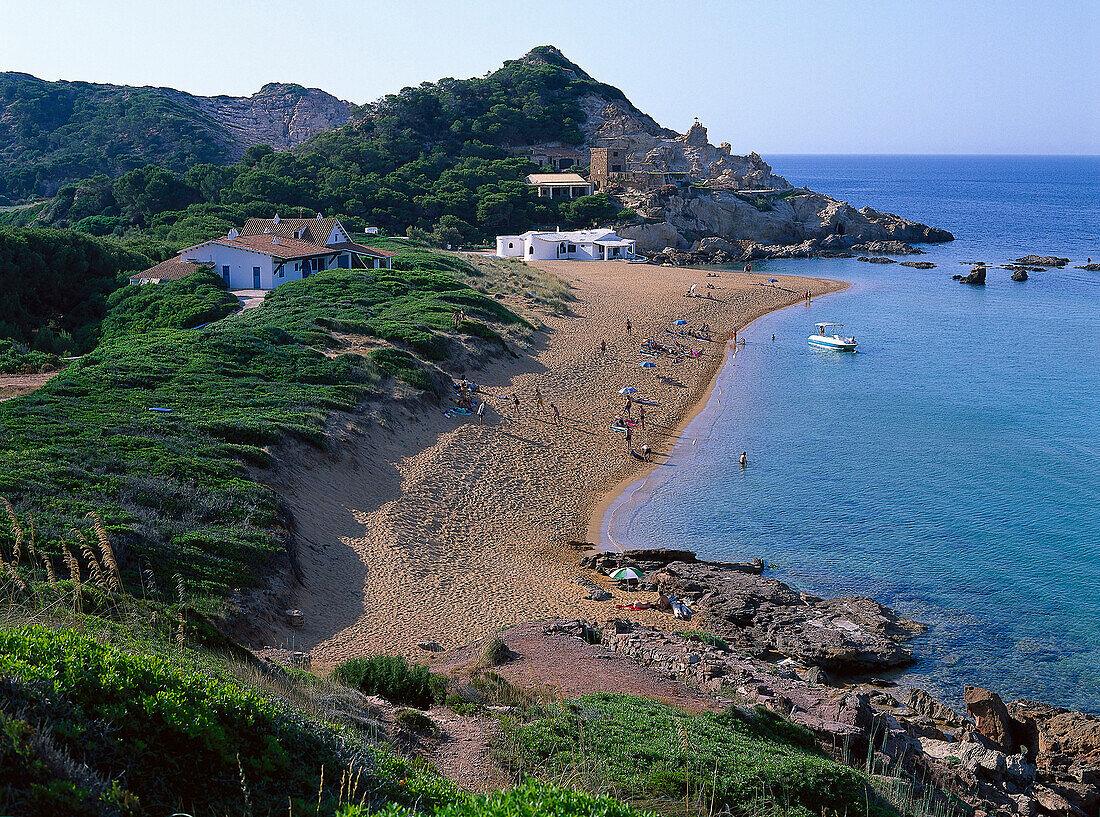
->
left=133, top=257, right=204, bottom=281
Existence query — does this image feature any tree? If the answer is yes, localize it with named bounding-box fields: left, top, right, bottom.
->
left=113, top=166, right=198, bottom=227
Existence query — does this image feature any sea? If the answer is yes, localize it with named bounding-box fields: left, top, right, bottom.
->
left=602, top=155, right=1100, bottom=713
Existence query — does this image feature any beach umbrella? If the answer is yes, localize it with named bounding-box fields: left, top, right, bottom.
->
left=673, top=319, right=687, bottom=325
left=609, top=567, right=644, bottom=582
left=767, top=278, right=779, bottom=283
left=619, top=387, right=637, bottom=394
left=638, top=361, right=656, bottom=368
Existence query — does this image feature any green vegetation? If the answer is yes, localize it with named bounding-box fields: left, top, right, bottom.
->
left=0, top=339, right=59, bottom=374
left=678, top=629, right=731, bottom=652
left=0, top=251, right=522, bottom=609
left=33, top=47, right=643, bottom=249
left=0, top=226, right=153, bottom=353
left=498, top=694, right=895, bottom=817
left=333, top=656, right=446, bottom=709
left=0, top=72, right=233, bottom=203
left=100, top=267, right=239, bottom=340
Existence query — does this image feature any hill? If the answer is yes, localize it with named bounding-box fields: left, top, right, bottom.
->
left=0, top=72, right=353, bottom=202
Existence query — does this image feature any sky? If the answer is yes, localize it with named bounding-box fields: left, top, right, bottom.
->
left=1, top=0, right=1097, bottom=154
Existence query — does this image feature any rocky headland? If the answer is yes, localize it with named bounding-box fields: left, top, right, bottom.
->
left=569, top=119, right=956, bottom=261
left=572, top=548, right=1099, bottom=816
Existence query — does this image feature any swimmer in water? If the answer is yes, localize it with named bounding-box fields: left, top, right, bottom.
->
left=739, top=451, right=747, bottom=466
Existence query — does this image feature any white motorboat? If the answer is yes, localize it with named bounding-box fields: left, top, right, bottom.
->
left=808, top=323, right=857, bottom=351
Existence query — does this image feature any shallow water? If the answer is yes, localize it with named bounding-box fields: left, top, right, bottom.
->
left=604, top=155, right=1100, bottom=712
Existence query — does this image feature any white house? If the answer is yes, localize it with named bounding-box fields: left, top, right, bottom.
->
left=525, top=173, right=594, bottom=199
left=495, top=228, right=638, bottom=261
left=131, top=215, right=395, bottom=289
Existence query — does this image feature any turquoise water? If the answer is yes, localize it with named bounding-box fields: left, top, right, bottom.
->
left=605, top=156, right=1100, bottom=712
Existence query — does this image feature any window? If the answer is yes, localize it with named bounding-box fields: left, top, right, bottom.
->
left=337, top=254, right=349, bottom=268
left=611, top=165, right=623, bottom=173
left=528, top=246, right=533, bottom=255
left=567, top=244, right=577, bottom=253
left=507, top=242, right=513, bottom=249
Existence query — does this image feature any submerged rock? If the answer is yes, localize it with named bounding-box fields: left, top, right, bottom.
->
left=900, top=261, right=937, bottom=269
left=857, top=256, right=897, bottom=264
left=1015, top=255, right=1069, bottom=267
left=850, top=240, right=924, bottom=255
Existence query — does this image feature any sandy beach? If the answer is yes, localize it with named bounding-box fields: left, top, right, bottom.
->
left=269, top=260, right=846, bottom=663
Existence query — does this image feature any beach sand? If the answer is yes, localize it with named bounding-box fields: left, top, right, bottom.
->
left=270, top=260, right=846, bottom=663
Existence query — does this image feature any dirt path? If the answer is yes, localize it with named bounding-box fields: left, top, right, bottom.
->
left=266, top=262, right=845, bottom=663
left=0, top=370, right=61, bottom=402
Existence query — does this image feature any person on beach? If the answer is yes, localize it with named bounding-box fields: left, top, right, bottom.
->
left=550, top=403, right=560, bottom=424
left=512, top=392, right=521, bottom=414
left=624, top=396, right=632, bottom=416
left=638, top=405, right=645, bottom=428
left=641, top=444, right=651, bottom=461
left=625, top=425, right=633, bottom=451
left=739, top=451, right=747, bottom=466
left=626, top=318, right=632, bottom=333
left=732, top=329, right=737, bottom=344
left=688, top=283, right=697, bottom=296
left=534, top=387, right=544, bottom=410
left=744, top=263, right=752, bottom=273
left=600, top=339, right=607, bottom=355
left=477, top=402, right=486, bottom=425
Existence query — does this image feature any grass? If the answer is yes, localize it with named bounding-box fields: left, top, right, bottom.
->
left=496, top=693, right=899, bottom=817
left=678, top=629, right=730, bottom=652
left=100, top=267, right=240, bottom=340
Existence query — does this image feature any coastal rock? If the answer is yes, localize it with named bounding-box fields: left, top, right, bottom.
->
left=1007, top=700, right=1100, bottom=765
left=907, top=687, right=965, bottom=725
left=618, top=221, right=684, bottom=253
left=957, top=265, right=987, bottom=284
left=857, top=256, right=897, bottom=264
left=1015, top=255, right=1069, bottom=267
left=1011, top=269, right=1029, bottom=281
left=1075, top=263, right=1100, bottom=271
left=965, top=686, right=1019, bottom=753
left=651, top=560, right=925, bottom=671
left=850, top=240, right=923, bottom=255
left=900, top=261, right=937, bottom=269
left=692, top=236, right=736, bottom=254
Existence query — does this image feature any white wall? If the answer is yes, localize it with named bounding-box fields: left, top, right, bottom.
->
left=496, top=236, right=524, bottom=258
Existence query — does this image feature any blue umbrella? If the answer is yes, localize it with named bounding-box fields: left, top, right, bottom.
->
left=673, top=319, right=687, bottom=325
left=619, top=387, right=637, bottom=394
left=767, top=278, right=779, bottom=283
left=638, top=361, right=655, bottom=368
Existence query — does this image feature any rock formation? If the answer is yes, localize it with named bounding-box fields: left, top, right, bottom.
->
left=599, top=121, right=953, bottom=259
left=1015, top=255, right=1070, bottom=267
left=1012, top=269, right=1029, bottom=281
left=955, top=265, right=987, bottom=284
left=900, top=261, right=937, bottom=269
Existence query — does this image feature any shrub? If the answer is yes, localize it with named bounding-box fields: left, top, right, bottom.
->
left=333, top=655, right=445, bottom=708
left=678, top=629, right=730, bottom=652
left=396, top=708, right=438, bottom=734
left=370, top=347, right=434, bottom=391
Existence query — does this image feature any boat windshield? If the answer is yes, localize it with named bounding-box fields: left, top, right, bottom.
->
left=814, top=323, right=844, bottom=335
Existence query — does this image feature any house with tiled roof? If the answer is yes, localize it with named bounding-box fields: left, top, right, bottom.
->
left=131, top=215, right=395, bottom=289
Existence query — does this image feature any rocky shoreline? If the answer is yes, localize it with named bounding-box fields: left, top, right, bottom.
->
left=574, top=548, right=1099, bottom=816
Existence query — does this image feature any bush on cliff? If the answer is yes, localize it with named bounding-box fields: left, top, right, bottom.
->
left=334, top=656, right=446, bottom=709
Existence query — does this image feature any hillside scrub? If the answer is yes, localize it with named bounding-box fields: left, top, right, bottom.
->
left=333, top=656, right=446, bottom=709
left=38, top=47, right=641, bottom=245
left=0, top=339, right=59, bottom=374
left=497, top=693, right=896, bottom=817
left=0, top=253, right=523, bottom=608
left=0, top=227, right=153, bottom=353
left=100, top=266, right=240, bottom=340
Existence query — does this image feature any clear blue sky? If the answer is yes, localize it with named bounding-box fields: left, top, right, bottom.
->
left=2, top=0, right=1096, bottom=154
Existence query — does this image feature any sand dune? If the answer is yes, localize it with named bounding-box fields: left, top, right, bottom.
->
left=268, top=261, right=845, bottom=663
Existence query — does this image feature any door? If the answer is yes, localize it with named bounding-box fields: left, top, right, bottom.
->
left=222, top=265, right=230, bottom=285
left=253, top=267, right=261, bottom=288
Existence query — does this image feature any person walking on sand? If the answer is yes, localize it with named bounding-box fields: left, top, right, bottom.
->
left=477, top=401, right=486, bottom=425
left=625, top=425, right=633, bottom=452
left=600, top=339, right=607, bottom=355
left=551, top=403, right=560, bottom=424
left=512, top=392, right=521, bottom=414
left=534, top=387, right=544, bottom=411
left=624, top=395, right=632, bottom=416
left=626, top=318, right=632, bottom=333
left=638, top=405, right=645, bottom=429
